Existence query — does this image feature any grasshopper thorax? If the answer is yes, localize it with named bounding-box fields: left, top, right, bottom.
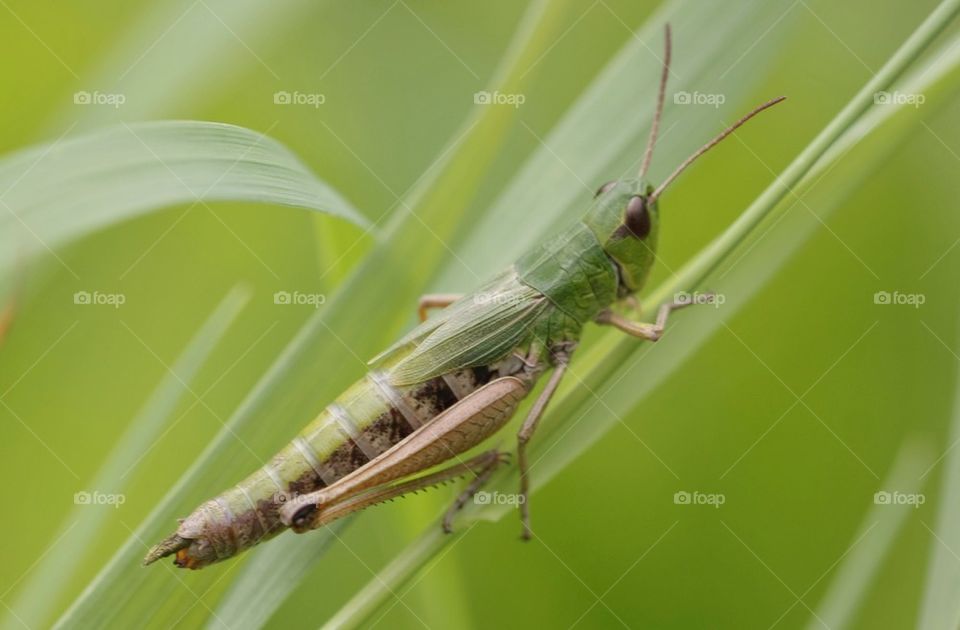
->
left=584, top=178, right=659, bottom=295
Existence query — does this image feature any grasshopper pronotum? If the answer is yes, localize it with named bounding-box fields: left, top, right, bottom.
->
left=145, top=25, right=784, bottom=569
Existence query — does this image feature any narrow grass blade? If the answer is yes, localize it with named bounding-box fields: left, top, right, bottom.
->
left=658, top=0, right=960, bottom=300
left=918, top=312, right=960, bottom=629
left=321, top=527, right=449, bottom=630
left=209, top=520, right=347, bottom=630
left=804, top=440, right=932, bottom=630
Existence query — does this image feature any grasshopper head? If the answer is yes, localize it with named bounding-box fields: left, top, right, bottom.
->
left=584, top=178, right=659, bottom=294
left=577, top=25, right=783, bottom=295
left=582, top=88, right=786, bottom=295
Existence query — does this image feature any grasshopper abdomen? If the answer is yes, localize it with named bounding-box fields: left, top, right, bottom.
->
left=145, top=359, right=531, bottom=568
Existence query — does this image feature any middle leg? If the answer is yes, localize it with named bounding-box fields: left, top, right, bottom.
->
left=418, top=293, right=463, bottom=322
left=516, top=355, right=571, bottom=540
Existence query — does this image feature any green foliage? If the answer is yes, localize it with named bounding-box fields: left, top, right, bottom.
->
left=1, top=0, right=959, bottom=628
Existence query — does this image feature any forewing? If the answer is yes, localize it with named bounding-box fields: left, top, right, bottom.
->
left=369, top=270, right=513, bottom=366
left=387, top=280, right=547, bottom=386
left=368, top=309, right=450, bottom=367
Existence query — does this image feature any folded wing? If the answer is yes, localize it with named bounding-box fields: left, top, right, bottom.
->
left=371, top=270, right=548, bottom=386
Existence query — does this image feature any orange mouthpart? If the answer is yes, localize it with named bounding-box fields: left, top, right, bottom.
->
left=174, top=549, right=201, bottom=570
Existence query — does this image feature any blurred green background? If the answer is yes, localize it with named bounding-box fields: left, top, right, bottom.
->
left=1, top=0, right=959, bottom=628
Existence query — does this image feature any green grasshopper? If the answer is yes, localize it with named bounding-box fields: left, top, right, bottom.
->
left=145, top=26, right=784, bottom=569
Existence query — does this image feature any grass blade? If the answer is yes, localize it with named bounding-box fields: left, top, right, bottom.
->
left=0, top=121, right=368, bottom=276
left=474, top=0, right=960, bottom=526
left=804, top=440, right=932, bottom=630
left=47, top=0, right=319, bottom=132
left=207, top=0, right=583, bottom=623
left=328, top=4, right=960, bottom=624
left=51, top=314, right=326, bottom=629
left=656, top=0, right=960, bottom=300
left=436, top=0, right=798, bottom=285
left=322, top=527, right=448, bottom=630
left=2, top=285, right=250, bottom=630
left=209, top=520, right=348, bottom=630
left=918, top=313, right=960, bottom=629
left=53, top=0, right=575, bottom=626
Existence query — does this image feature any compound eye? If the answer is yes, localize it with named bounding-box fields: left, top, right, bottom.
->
left=624, top=195, right=651, bottom=238
left=594, top=180, right=617, bottom=198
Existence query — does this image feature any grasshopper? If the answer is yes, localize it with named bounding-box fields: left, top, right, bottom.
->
left=145, top=26, right=784, bottom=569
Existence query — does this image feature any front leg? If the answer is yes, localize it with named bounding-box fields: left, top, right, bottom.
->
left=595, top=293, right=712, bottom=341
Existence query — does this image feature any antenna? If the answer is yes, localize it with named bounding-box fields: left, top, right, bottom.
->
left=638, top=24, right=672, bottom=180
left=648, top=96, right=786, bottom=204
